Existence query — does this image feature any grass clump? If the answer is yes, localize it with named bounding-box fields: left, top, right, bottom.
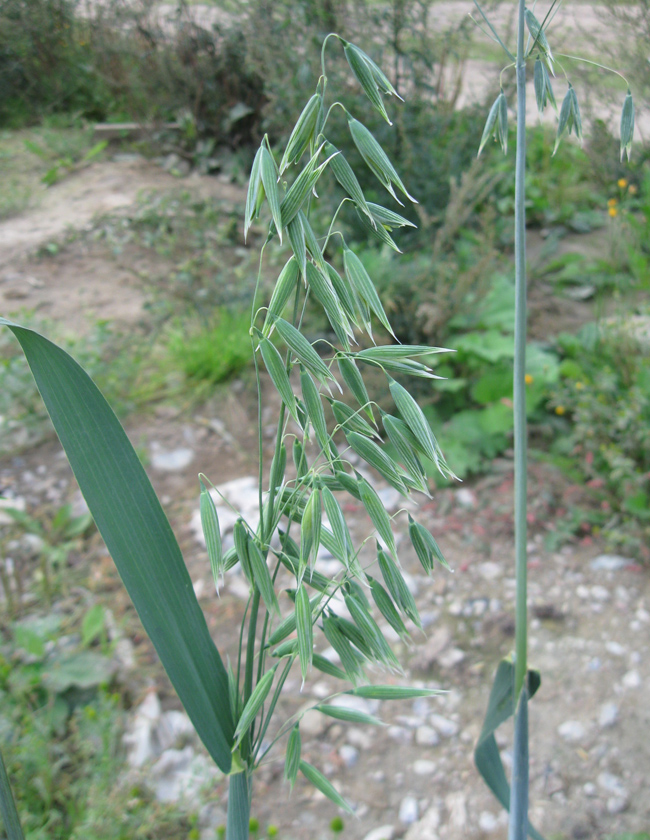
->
left=167, top=309, right=251, bottom=385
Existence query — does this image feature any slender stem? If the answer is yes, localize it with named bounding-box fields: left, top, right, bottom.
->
left=555, top=54, right=629, bottom=87
left=513, top=0, right=528, bottom=702
left=242, top=588, right=261, bottom=760
left=253, top=656, right=295, bottom=761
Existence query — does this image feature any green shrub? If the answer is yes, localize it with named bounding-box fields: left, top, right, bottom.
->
left=550, top=320, right=650, bottom=557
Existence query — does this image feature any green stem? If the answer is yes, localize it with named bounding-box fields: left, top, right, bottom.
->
left=0, top=744, right=24, bottom=840
left=226, top=770, right=251, bottom=840
left=513, top=0, right=528, bottom=702
left=242, top=588, right=261, bottom=760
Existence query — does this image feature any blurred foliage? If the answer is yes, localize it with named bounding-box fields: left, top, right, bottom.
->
left=549, top=318, right=650, bottom=559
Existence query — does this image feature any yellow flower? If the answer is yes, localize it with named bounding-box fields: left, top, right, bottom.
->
left=555, top=405, right=566, bottom=416
left=608, top=206, right=618, bottom=218
left=525, top=373, right=534, bottom=385
left=575, top=381, right=585, bottom=390
left=618, top=178, right=628, bottom=189
left=607, top=198, right=617, bottom=208
left=629, top=184, right=638, bottom=195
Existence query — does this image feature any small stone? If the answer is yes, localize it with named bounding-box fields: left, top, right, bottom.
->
left=591, top=585, right=610, bottom=602
left=363, top=826, right=395, bottom=840
left=416, top=726, right=440, bottom=747
left=377, top=486, right=402, bottom=513
left=622, top=669, right=641, bottom=689
left=347, top=727, right=373, bottom=750
left=387, top=726, right=412, bottom=744
left=583, top=782, right=597, bottom=797
left=405, top=805, right=440, bottom=840
left=413, top=759, right=436, bottom=776
left=429, top=714, right=459, bottom=738
left=576, top=585, right=590, bottom=600
left=479, top=811, right=499, bottom=832
left=455, top=488, right=476, bottom=508
left=150, top=747, right=220, bottom=805
left=605, top=641, right=625, bottom=657
left=438, top=647, right=465, bottom=669
left=398, top=795, right=419, bottom=825
left=598, top=703, right=619, bottom=728
left=478, top=562, right=502, bottom=581
left=339, top=745, right=359, bottom=768
left=590, top=554, right=632, bottom=571
left=606, top=796, right=629, bottom=815
left=150, top=445, right=194, bottom=472
left=300, top=708, right=328, bottom=739
left=597, top=772, right=627, bottom=798
left=558, top=720, right=586, bottom=743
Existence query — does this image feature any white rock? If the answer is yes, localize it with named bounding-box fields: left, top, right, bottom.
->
left=413, top=759, right=436, bottom=776
left=557, top=720, right=586, bottom=743
left=347, top=727, right=374, bottom=750
left=598, top=703, right=619, bottom=728
left=363, top=827, right=395, bottom=840
left=405, top=805, right=440, bottom=840
left=446, top=792, right=467, bottom=828
left=590, top=554, right=632, bottom=571
left=479, top=811, right=499, bottom=832
left=377, top=486, right=402, bottom=513
left=399, top=795, right=419, bottom=825
left=622, top=669, right=641, bottom=689
left=416, top=726, right=440, bottom=747
left=300, top=708, right=328, bottom=739
left=597, top=772, right=627, bottom=798
left=478, top=562, right=502, bottom=581
left=438, top=648, right=465, bottom=669
left=387, top=725, right=412, bottom=744
left=226, top=575, right=251, bottom=601
left=606, top=796, right=629, bottom=815
left=150, top=747, right=220, bottom=806
left=429, top=714, right=459, bottom=738
left=150, top=445, right=194, bottom=472
left=123, top=692, right=163, bottom=767
left=605, top=641, right=626, bottom=657
left=455, top=488, right=476, bottom=508
left=583, top=782, right=597, bottom=797
left=339, top=744, right=359, bottom=768
left=591, top=585, right=610, bottom=602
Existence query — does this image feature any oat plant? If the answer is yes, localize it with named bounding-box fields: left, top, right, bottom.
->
left=1, top=36, right=454, bottom=839
left=472, top=2, right=635, bottom=838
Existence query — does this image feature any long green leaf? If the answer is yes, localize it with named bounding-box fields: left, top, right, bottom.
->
left=474, top=659, right=544, bottom=840
left=0, top=745, right=24, bottom=840
left=0, top=319, right=234, bottom=772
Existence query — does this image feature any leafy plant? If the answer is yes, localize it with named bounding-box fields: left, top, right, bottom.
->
left=1, top=34, right=453, bottom=839
left=549, top=319, right=650, bottom=558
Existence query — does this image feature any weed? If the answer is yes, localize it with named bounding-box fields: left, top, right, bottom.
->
left=550, top=318, right=650, bottom=558
left=167, top=309, right=252, bottom=386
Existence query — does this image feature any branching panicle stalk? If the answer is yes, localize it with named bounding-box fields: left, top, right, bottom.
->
left=513, top=0, right=528, bottom=705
